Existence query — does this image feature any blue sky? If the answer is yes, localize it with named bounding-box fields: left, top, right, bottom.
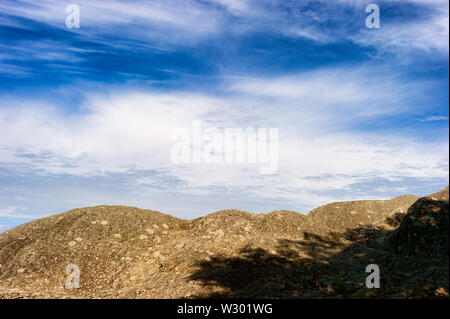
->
left=0, top=0, right=448, bottom=232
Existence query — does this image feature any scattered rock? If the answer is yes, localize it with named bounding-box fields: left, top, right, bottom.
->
left=385, top=197, right=449, bottom=260
left=0, top=187, right=447, bottom=299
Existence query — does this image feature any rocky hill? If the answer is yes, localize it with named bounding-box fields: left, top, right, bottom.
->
left=0, top=187, right=448, bottom=299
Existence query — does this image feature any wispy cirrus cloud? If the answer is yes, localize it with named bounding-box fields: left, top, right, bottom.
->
left=0, top=206, right=35, bottom=218
left=0, top=0, right=447, bottom=228
left=0, top=0, right=447, bottom=79
left=421, top=116, right=449, bottom=122
left=0, top=65, right=448, bottom=219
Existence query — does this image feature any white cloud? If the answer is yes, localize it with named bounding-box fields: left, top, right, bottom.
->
left=0, top=68, right=448, bottom=208
left=349, top=0, right=449, bottom=55
left=0, top=206, right=35, bottom=218
left=0, top=0, right=222, bottom=49
left=421, top=115, right=449, bottom=122
left=212, top=0, right=250, bottom=13
left=0, top=0, right=446, bottom=75
left=0, top=91, right=222, bottom=174
left=0, top=1, right=447, bottom=219
left=283, top=0, right=449, bottom=55
left=224, top=67, right=433, bottom=123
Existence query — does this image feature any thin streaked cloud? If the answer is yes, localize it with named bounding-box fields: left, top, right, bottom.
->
left=421, top=116, right=449, bottom=122
left=0, top=0, right=448, bottom=229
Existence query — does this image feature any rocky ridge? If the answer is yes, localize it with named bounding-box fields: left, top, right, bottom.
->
left=0, top=187, right=448, bottom=298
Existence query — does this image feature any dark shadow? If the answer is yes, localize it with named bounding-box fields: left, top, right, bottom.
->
left=187, top=204, right=449, bottom=298
left=385, top=212, right=405, bottom=227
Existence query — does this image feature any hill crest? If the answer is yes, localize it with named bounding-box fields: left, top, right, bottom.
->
left=0, top=186, right=448, bottom=298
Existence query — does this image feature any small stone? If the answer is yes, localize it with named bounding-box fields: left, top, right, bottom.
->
left=435, top=287, right=448, bottom=297
left=175, top=242, right=185, bottom=249
left=100, top=220, right=109, bottom=225
left=68, top=241, right=77, bottom=247
left=121, top=256, right=132, bottom=262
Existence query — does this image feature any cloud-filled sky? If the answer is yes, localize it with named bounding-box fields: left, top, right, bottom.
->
left=0, top=0, right=448, bottom=231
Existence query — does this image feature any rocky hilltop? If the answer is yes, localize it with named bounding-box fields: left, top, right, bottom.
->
left=0, top=187, right=448, bottom=299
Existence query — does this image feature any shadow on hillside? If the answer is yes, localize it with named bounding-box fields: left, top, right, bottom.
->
left=187, top=222, right=446, bottom=298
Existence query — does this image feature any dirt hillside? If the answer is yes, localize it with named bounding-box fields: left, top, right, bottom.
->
left=0, top=187, right=448, bottom=298
left=307, top=195, right=418, bottom=232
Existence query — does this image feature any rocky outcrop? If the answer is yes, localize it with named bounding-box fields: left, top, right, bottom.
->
left=385, top=196, right=449, bottom=260
left=0, top=187, right=448, bottom=299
